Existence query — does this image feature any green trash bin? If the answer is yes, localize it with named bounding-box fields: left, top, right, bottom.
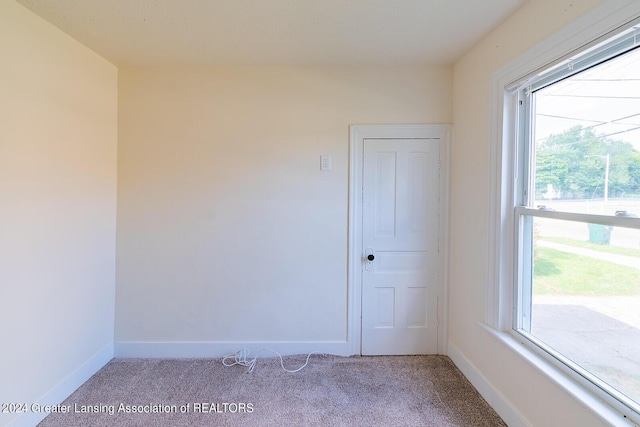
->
left=587, top=223, right=613, bottom=245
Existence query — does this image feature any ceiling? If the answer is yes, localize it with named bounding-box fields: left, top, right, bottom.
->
left=16, top=0, right=527, bottom=67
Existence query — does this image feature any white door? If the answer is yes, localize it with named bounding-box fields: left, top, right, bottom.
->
left=361, top=138, right=440, bottom=355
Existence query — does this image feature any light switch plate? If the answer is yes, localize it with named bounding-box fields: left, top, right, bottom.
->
left=320, top=155, right=332, bottom=171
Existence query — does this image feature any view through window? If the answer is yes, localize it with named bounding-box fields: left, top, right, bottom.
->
left=517, top=34, right=640, bottom=415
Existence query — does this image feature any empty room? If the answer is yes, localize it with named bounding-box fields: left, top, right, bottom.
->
left=2, top=0, right=640, bottom=425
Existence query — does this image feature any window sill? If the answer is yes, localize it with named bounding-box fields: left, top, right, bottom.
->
left=479, top=323, right=638, bottom=427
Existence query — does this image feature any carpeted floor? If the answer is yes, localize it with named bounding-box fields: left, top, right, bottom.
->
left=38, top=355, right=506, bottom=426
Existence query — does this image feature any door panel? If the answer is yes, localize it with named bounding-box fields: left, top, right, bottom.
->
left=361, top=138, right=440, bottom=355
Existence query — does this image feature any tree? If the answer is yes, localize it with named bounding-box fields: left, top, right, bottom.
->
left=628, top=151, right=640, bottom=194
left=535, top=125, right=640, bottom=199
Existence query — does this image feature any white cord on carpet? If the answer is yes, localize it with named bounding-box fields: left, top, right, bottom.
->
left=222, top=348, right=323, bottom=373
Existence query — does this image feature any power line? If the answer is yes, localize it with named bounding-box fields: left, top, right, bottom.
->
left=536, top=113, right=606, bottom=124
left=537, top=124, right=640, bottom=151
left=571, top=78, right=640, bottom=82
left=542, top=94, right=640, bottom=100
left=535, top=112, right=640, bottom=144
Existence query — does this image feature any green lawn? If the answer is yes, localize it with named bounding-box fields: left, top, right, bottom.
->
left=541, top=236, right=640, bottom=258
left=533, top=247, right=640, bottom=295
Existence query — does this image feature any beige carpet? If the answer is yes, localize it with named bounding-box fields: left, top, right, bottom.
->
left=38, top=355, right=506, bottom=427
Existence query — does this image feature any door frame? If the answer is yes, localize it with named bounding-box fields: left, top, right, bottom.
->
left=348, top=124, right=451, bottom=355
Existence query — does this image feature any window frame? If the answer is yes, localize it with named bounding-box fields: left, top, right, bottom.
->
left=487, top=3, right=640, bottom=424
left=515, top=27, right=640, bottom=421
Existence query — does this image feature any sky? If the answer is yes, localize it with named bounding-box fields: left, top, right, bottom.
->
left=535, top=45, right=640, bottom=151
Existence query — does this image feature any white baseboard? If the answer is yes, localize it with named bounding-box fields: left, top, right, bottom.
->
left=9, top=343, right=113, bottom=427
left=115, top=341, right=354, bottom=358
left=447, top=341, right=531, bottom=427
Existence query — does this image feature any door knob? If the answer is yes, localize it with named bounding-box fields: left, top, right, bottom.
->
left=364, top=248, right=375, bottom=271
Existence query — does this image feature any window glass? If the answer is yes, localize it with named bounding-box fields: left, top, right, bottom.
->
left=516, top=36, right=640, bottom=416
left=532, top=47, right=640, bottom=216
left=524, top=216, right=640, bottom=405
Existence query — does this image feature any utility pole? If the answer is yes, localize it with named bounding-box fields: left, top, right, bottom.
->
left=604, top=153, right=610, bottom=203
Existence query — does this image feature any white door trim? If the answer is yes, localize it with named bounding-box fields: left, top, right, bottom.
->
left=348, top=124, right=451, bottom=355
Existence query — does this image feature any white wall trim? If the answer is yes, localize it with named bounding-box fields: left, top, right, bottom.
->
left=478, top=325, right=638, bottom=427
left=448, top=340, right=531, bottom=427
left=348, top=124, right=451, bottom=356
left=9, top=343, right=113, bottom=427
left=440, top=126, right=452, bottom=355
left=115, top=341, right=352, bottom=358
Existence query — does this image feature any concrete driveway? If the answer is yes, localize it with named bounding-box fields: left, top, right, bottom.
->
left=531, top=297, right=640, bottom=405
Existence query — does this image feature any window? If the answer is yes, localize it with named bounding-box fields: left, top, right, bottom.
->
left=512, top=24, right=640, bottom=419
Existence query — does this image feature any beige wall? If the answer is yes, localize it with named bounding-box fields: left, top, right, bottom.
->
left=3, top=0, right=627, bottom=423
left=0, top=1, right=118, bottom=425
left=451, top=0, right=608, bottom=425
left=116, top=66, right=451, bottom=348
